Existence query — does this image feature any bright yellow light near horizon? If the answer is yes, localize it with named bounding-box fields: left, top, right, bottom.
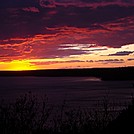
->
left=10, top=60, right=36, bottom=71
left=0, top=60, right=36, bottom=71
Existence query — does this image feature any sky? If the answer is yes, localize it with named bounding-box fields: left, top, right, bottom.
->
left=0, top=0, right=134, bottom=70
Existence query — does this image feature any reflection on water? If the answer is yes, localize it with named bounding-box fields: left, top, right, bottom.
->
left=82, top=77, right=101, bottom=82
left=0, top=77, right=134, bottom=108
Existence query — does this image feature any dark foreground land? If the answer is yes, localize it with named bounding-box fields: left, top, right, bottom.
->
left=0, top=92, right=134, bottom=134
left=0, top=66, right=134, bottom=80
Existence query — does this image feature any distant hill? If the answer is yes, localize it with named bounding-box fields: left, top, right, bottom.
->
left=0, top=67, right=134, bottom=81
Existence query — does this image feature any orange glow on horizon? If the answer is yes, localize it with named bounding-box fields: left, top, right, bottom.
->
left=0, top=44, right=134, bottom=71
left=0, top=60, right=36, bottom=71
left=0, top=58, right=134, bottom=71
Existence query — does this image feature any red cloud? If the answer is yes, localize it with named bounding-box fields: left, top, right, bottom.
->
left=22, top=7, right=40, bottom=13
left=39, top=0, right=134, bottom=8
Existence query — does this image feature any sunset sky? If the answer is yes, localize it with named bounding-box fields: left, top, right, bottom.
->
left=0, top=0, right=134, bottom=70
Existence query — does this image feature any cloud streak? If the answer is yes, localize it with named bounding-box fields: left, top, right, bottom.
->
left=95, top=59, right=124, bottom=64
left=108, top=51, right=134, bottom=56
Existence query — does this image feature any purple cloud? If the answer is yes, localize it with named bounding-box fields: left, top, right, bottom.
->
left=95, top=59, right=124, bottom=64
left=108, top=51, right=134, bottom=56
left=127, top=58, right=134, bottom=61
